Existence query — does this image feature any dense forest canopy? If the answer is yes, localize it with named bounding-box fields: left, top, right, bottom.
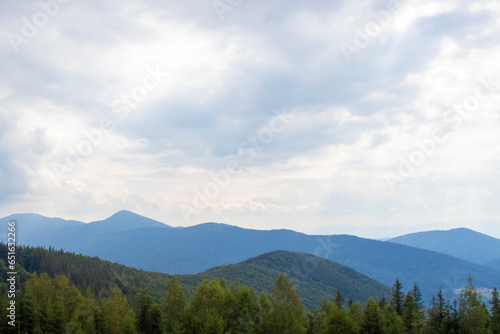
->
left=1, top=244, right=499, bottom=333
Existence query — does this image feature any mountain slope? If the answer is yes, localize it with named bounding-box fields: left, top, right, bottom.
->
left=0, top=244, right=389, bottom=308
left=180, top=250, right=391, bottom=307
left=483, top=258, right=500, bottom=272
left=3, top=212, right=500, bottom=303
left=389, top=228, right=500, bottom=265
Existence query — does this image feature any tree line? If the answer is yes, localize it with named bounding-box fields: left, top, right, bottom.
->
left=0, top=271, right=499, bottom=333
left=1, top=244, right=500, bottom=333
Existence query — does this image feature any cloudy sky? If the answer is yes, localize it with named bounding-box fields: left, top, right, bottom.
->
left=1, top=0, right=500, bottom=238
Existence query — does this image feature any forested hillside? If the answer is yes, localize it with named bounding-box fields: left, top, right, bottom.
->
left=0, top=244, right=389, bottom=308
left=1, top=244, right=499, bottom=333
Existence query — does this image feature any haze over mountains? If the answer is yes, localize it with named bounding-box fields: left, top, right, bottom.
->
left=2, top=210, right=500, bottom=303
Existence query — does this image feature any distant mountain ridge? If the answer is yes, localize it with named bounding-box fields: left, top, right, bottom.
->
left=2, top=211, right=500, bottom=303
left=389, top=228, right=500, bottom=270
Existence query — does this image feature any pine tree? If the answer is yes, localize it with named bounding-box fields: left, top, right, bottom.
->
left=334, top=288, right=344, bottom=309
left=402, top=291, right=423, bottom=333
left=137, top=291, right=154, bottom=334
left=149, top=303, right=163, bottom=334
left=361, top=297, right=384, bottom=334
left=489, top=287, right=500, bottom=334
left=18, top=291, right=36, bottom=333
left=426, top=288, right=449, bottom=333
left=348, top=296, right=354, bottom=309
left=411, top=282, right=424, bottom=317
left=75, top=288, right=100, bottom=334
left=390, top=278, right=404, bottom=316
left=378, top=295, right=387, bottom=309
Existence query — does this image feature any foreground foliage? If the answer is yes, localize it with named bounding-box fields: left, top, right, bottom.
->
left=0, top=245, right=499, bottom=333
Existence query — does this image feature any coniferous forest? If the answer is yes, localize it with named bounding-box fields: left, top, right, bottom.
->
left=1, top=244, right=500, bottom=333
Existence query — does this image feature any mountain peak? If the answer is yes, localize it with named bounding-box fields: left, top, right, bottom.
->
left=88, top=210, right=171, bottom=232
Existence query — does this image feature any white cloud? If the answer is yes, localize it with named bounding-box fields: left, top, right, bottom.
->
left=1, top=0, right=500, bottom=237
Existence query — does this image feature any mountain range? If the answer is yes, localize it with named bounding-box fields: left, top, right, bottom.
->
left=2, top=210, right=500, bottom=303
left=0, top=244, right=390, bottom=308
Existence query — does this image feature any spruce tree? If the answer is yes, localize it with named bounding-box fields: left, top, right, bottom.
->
left=390, top=278, right=404, bottom=316
left=402, top=291, right=423, bottom=333
left=361, top=297, right=384, bottom=334
left=136, top=291, right=154, bottom=334
left=489, top=287, right=500, bottom=334
left=411, top=282, right=424, bottom=317
left=427, top=288, right=449, bottom=333
left=334, top=288, right=344, bottom=309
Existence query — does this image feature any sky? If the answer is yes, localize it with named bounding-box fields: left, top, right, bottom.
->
left=1, top=0, right=500, bottom=238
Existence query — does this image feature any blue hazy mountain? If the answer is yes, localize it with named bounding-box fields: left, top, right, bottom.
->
left=2, top=211, right=500, bottom=302
left=389, top=228, right=500, bottom=269
left=0, top=210, right=170, bottom=246
left=0, top=213, right=84, bottom=245
left=87, top=210, right=171, bottom=233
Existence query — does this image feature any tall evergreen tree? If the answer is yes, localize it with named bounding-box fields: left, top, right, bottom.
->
left=489, top=287, right=500, bottom=334
left=390, top=278, right=404, bottom=316
left=427, top=288, right=449, bottom=333
left=75, top=288, right=100, bottom=334
left=149, top=303, right=163, bottom=334
left=402, top=291, right=423, bottom=333
left=411, top=282, right=424, bottom=317
left=334, top=289, right=344, bottom=309
left=136, top=291, right=154, bottom=334
left=378, top=295, right=387, bottom=309
left=361, top=297, right=384, bottom=334
left=18, top=291, right=36, bottom=333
